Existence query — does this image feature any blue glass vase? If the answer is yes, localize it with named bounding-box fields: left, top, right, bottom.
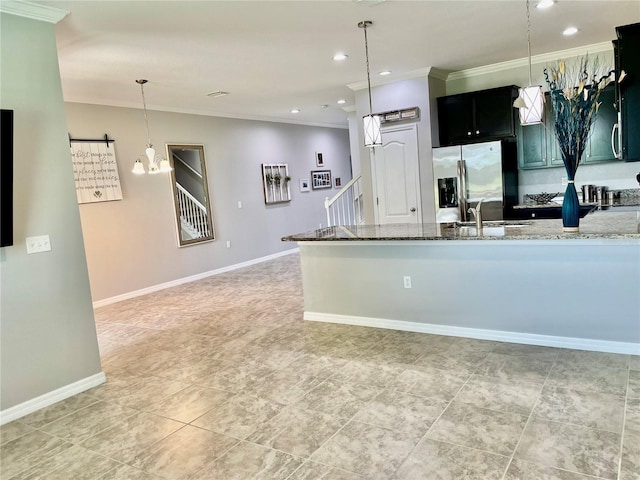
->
left=562, top=181, right=580, bottom=232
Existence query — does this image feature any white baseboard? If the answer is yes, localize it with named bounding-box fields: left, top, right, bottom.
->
left=304, top=311, right=640, bottom=356
left=0, top=372, right=106, bottom=425
left=93, top=248, right=300, bottom=308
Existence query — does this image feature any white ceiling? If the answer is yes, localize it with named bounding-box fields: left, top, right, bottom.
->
left=35, top=0, right=640, bottom=128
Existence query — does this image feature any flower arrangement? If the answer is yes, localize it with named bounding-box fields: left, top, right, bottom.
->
left=543, top=56, right=616, bottom=231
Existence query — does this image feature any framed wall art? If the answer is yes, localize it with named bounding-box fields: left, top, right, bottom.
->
left=311, top=170, right=332, bottom=190
left=316, top=152, right=324, bottom=167
left=262, top=163, right=291, bottom=204
left=300, top=179, right=310, bottom=192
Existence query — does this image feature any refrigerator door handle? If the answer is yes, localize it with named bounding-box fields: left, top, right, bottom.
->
left=457, top=159, right=467, bottom=222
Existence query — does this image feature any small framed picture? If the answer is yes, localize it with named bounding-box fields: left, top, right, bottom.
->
left=300, top=178, right=310, bottom=192
left=311, top=170, right=332, bottom=190
left=334, top=177, right=342, bottom=188
left=316, top=152, right=324, bottom=167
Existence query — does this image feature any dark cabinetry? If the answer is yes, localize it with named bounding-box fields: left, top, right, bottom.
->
left=437, top=86, right=518, bottom=146
left=614, top=22, right=640, bottom=162
left=518, top=85, right=618, bottom=169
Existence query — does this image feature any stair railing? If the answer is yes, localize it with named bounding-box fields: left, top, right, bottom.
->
left=324, top=174, right=364, bottom=227
left=175, top=183, right=210, bottom=238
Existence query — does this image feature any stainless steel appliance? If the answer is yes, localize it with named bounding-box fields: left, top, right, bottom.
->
left=433, top=140, right=518, bottom=223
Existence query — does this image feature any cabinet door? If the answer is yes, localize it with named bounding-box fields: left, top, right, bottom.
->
left=582, top=84, right=618, bottom=164
left=517, top=122, right=548, bottom=169
left=438, top=95, right=473, bottom=145
left=544, top=95, right=564, bottom=167
left=474, top=88, right=516, bottom=138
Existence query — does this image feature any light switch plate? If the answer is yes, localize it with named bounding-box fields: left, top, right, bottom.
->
left=26, top=235, right=51, bottom=254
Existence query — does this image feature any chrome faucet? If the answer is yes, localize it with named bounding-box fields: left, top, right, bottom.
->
left=468, top=198, right=484, bottom=229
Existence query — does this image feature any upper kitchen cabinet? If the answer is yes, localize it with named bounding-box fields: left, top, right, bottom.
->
left=437, top=86, right=518, bottom=146
left=518, top=85, right=618, bottom=169
left=614, top=22, right=640, bottom=162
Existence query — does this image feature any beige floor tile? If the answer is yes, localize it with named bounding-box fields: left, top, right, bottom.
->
left=533, top=386, right=625, bottom=433
left=80, top=411, right=183, bottom=464
left=490, top=343, right=561, bottom=361
left=39, top=400, right=138, bottom=444
left=9, top=444, right=119, bottom=480
left=620, top=430, right=640, bottom=480
left=130, top=425, right=238, bottom=479
left=247, top=405, right=345, bottom=457
left=190, top=441, right=303, bottom=479
left=555, top=350, right=630, bottom=369
left=456, top=375, right=543, bottom=416
left=287, top=461, right=363, bottom=479
left=246, top=370, right=325, bottom=405
left=476, top=353, right=553, bottom=384
left=100, top=463, right=163, bottom=479
left=504, top=458, right=605, bottom=479
left=391, top=365, right=470, bottom=401
left=0, top=430, right=72, bottom=479
left=329, top=359, right=407, bottom=389
left=352, top=389, right=448, bottom=442
left=426, top=402, right=528, bottom=456
left=310, top=420, right=417, bottom=479
left=413, top=349, right=490, bottom=374
left=192, top=393, right=285, bottom=439
left=0, top=421, right=35, bottom=446
left=546, top=363, right=629, bottom=396
left=630, top=355, right=640, bottom=370
left=18, top=394, right=100, bottom=429
left=295, top=378, right=379, bottom=420
left=149, top=385, right=234, bottom=423
left=393, top=438, right=509, bottom=480
left=514, top=418, right=620, bottom=479
left=628, top=369, right=640, bottom=399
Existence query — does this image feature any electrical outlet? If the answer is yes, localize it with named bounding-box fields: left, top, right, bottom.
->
left=226, top=240, right=231, bottom=248
left=237, top=201, right=242, bottom=209
left=403, top=276, right=412, bottom=289
left=26, top=235, right=51, bottom=254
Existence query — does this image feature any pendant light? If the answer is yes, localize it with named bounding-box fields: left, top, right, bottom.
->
left=358, top=20, right=382, bottom=147
left=513, top=0, right=544, bottom=125
left=132, top=79, right=172, bottom=174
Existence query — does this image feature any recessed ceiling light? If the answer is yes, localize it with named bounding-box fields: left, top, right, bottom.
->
left=563, top=26, right=578, bottom=36
left=333, top=53, right=348, bottom=61
left=379, top=70, right=391, bottom=76
left=536, top=0, right=555, bottom=9
left=337, top=99, right=347, bottom=105
left=290, top=108, right=300, bottom=114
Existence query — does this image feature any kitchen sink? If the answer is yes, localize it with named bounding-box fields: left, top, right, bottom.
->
left=455, top=220, right=531, bottom=228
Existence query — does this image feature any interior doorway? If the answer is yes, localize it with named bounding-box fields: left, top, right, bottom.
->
left=372, top=124, right=421, bottom=224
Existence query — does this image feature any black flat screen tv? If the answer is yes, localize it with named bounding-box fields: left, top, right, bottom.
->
left=1, top=109, right=14, bottom=247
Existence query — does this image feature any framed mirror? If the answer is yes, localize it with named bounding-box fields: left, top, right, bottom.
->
left=166, top=144, right=215, bottom=246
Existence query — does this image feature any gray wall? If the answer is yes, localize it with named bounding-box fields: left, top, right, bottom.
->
left=0, top=13, right=102, bottom=411
left=446, top=48, right=640, bottom=196
left=65, top=103, right=351, bottom=302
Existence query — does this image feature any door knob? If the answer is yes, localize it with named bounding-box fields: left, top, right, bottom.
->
left=410, top=207, right=416, bottom=213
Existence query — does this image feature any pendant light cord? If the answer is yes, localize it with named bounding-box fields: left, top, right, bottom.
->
left=526, top=0, right=533, bottom=87
left=363, top=23, right=374, bottom=115
left=138, top=81, right=152, bottom=148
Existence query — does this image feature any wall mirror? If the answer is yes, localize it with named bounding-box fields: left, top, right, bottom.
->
left=166, top=144, right=215, bottom=247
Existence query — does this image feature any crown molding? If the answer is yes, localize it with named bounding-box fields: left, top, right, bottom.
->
left=64, top=99, right=349, bottom=130
left=347, top=67, right=432, bottom=91
left=447, top=42, right=613, bottom=81
left=0, top=0, right=69, bottom=23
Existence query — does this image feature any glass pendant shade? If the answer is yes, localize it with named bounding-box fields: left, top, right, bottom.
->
left=159, top=158, right=172, bottom=173
left=363, top=114, right=382, bottom=147
left=516, top=85, right=544, bottom=125
left=132, top=158, right=146, bottom=174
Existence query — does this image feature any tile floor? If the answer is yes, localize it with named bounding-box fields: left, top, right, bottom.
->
left=1, top=253, right=639, bottom=479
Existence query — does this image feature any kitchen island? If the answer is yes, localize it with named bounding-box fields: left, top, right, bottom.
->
left=283, top=211, right=640, bottom=355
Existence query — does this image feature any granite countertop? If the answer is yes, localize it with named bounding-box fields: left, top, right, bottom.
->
left=282, top=211, right=640, bottom=242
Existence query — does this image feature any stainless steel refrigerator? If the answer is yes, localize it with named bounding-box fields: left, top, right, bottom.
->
left=432, top=140, right=518, bottom=223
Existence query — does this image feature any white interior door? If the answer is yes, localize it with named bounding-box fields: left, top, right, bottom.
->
left=372, top=124, right=421, bottom=224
